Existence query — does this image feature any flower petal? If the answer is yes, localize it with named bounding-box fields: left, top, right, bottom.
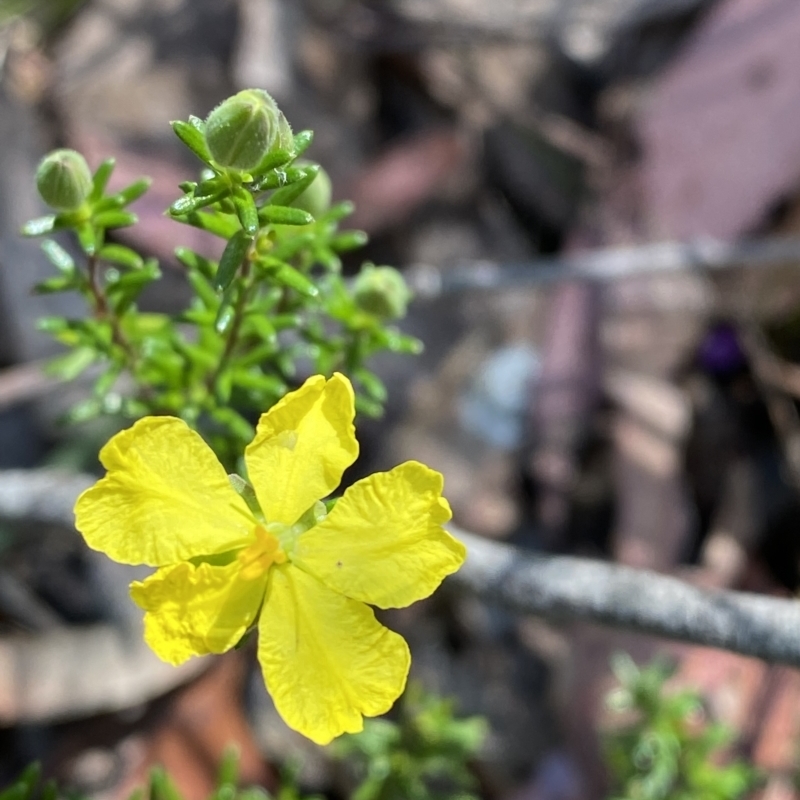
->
left=293, top=461, right=465, bottom=609
left=130, top=560, right=268, bottom=665
left=257, top=564, right=409, bottom=745
left=244, top=373, right=358, bottom=526
left=75, top=417, right=253, bottom=566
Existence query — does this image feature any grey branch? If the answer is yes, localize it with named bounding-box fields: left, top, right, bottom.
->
left=3, top=469, right=800, bottom=666
left=451, top=526, right=800, bottom=665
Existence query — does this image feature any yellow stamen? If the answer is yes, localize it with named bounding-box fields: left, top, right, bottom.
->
left=238, top=525, right=287, bottom=580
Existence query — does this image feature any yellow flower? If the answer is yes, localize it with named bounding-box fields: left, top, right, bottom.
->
left=74, top=373, right=465, bottom=744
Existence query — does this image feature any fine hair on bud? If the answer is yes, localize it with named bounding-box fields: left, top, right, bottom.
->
left=205, top=89, right=281, bottom=170
left=353, top=264, right=412, bottom=320
left=36, top=149, right=93, bottom=211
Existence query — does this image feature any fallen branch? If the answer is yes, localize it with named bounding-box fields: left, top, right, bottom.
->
left=3, top=469, right=800, bottom=666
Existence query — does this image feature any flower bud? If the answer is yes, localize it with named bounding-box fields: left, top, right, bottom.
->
left=36, top=149, right=92, bottom=211
left=291, top=163, right=332, bottom=219
left=353, top=265, right=411, bottom=319
left=205, top=89, right=281, bottom=170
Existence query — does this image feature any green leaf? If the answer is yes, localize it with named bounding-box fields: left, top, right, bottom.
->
left=233, top=368, right=285, bottom=395
left=244, top=314, right=277, bottom=344
left=215, top=301, right=236, bottom=334
left=323, top=200, right=355, bottom=222
left=34, top=275, right=74, bottom=294
left=46, top=346, right=95, bottom=380
left=268, top=165, right=319, bottom=207
left=41, top=239, right=75, bottom=273
left=175, top=246, right=217, bottom=280
left=76, top=222, right=98, bottom=255
left=258, top=206, right=314, bottom=226
left=113, top=177, right=152, bottom=205
left=172, top=119, right=213, bottom=164
left=293, top=129, right=314, bottom=157
left=67, top=397, right=103, bottom=423
left=215, top=229, right=253, bottom=290
left=273, top=263, right=318, bottom=297
left=89, top=158, right=116, bottom=202
left=169, top=190, right=225, bottom=216
left=94, top=364, right=123, bottom=396
left=21, top=215, right=56, bottom=237
left=186, top=269, right=220, bottom=310
left=331, top=230, right=369, bottom=251
left=355, top=368, right=387, bottom=403
left=180, top=210, right=240, bottom=239
left=210, top=406, right=255, bottom=442
left=254, top=165, right=309, bottom=192
left=250, top=147, right=294, bottom=178
left=100, top=243, right=144, bottom=269
left=232, top=187, right=259, bottom=235
left=106, top=266, right=160, bottom=313
left=93, top=210, right=137, bottom=228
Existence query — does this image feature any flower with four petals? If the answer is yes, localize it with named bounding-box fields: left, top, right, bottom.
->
left=74, top=373, right=465, bottom=744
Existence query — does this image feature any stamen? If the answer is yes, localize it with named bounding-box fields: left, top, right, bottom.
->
left=238, top=525, right=287, bottom=580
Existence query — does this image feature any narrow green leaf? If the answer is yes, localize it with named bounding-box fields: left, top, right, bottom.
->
left=172, top=119, right=213, bottom=164
left=215, top=298, right=236, bottom=333
left=268, top=165, right=319, bottom=208
left=356, top=368, right=387, bottom=403
left=93, top=210, right=137, bottom=228
left=90, top=158, right=116, bottom=202
left=273, top=263, right=318, bottom=297
left=332, top=230, right=369, bottom=251
left=186, top=270, right=220, bottom=310
left=34, top=275, right=74, bottom=294
left=211, top=407, right=255, bottom=441
left=258, top=206, right=314, bottom=226
left=354, top=393, right=383, bottom=417
left=245, top=314, right=277, bottom=344
left=94, top=364, right=122, bottom=396
left=41, top=239, right=75, bottom=273
left=293, top=129, right=314, bottom=157
left=100, top=243, right=144, bottom=269
left=175, top=246, right=217, bottom=280
left=253, top=165, right=308, bottom=192
left=180, top=210, right=240, bottom=239
left=232, top=187, right=259, bottom=235
left=250, top=147, right=293, bottom=178
left=215, top=229, right=253, bottom=290
left=37, top=316, right=68, bottom=333
left=76, top=223, right=97, bottom=255
left=67, top=397, right=103, bottom=423
left=21, top=215, right=56, bottom=237
left=114, top=177, right=152, bottom=205
left=322, top=200, right=355, bottom=222
left=46, top=346, right=95, bottom=380
left=169, top=190, right=225, bottom=216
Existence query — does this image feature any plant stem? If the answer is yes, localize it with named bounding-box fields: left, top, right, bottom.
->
left=206, top=262, right=252, bottom=395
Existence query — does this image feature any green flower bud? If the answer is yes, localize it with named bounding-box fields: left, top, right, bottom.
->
left=205, top=89, right=281, bottom=170
left=36, top=149, right=92, bottom=211
left=291, top=162, right=332, bottom=219
left=353, top=264, right=412, bottom=319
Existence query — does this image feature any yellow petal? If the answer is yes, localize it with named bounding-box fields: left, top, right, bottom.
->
left=244, top=373, right=358, bottom=526
left=75, top=417, right=253, bottom=566
left=257, top=564, right=409, bottom=745
left=293, top=461, right=465, bottom=609
left=130, top=560, right=268, bottom=665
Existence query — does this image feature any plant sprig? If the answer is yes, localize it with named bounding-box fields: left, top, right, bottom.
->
left=23, top=90, right=420, bottom=467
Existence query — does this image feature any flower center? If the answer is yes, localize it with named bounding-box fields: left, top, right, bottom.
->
left=238, top=525, right=287, bottom=580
